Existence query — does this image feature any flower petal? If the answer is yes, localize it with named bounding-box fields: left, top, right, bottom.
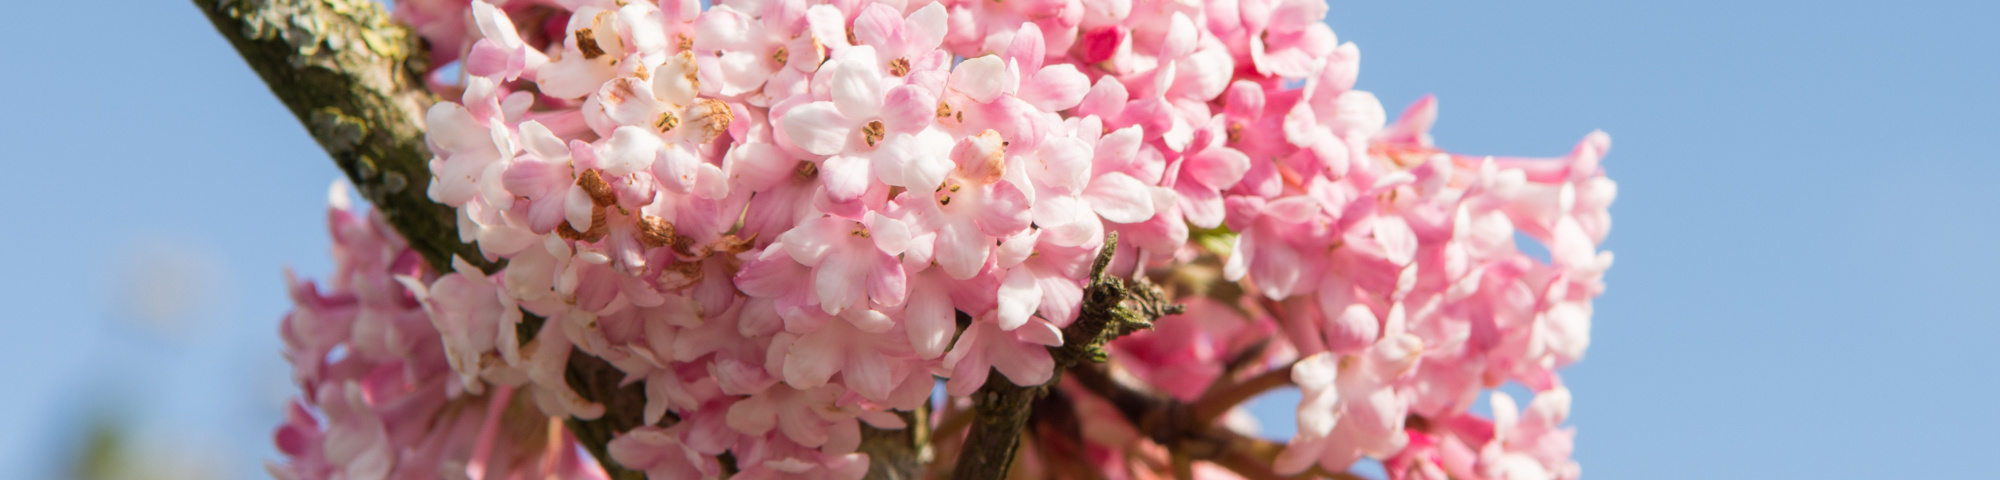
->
left=780, top=102, right=853, bottom=156
left=1083, top=172, right=1156, bottom=223
left=949, top=55, right=1008, bottom=104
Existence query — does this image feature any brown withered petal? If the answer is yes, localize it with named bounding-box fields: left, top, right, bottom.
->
left=707, top=234, right=757, bottom=255
left=671, top=234, right=699, bottom=257
left=575, top=28, right=606, bottom=59
left=637, top=216, right=677, bottom=248
left=657, top=261, right=705, bottom=291
left=553, top=206, right=609, bottom=242
left=576, top=169, right=618, bottom=207
left=583, top=207, right=610, bottom=242
left=686, top=99, right=734, bottom=144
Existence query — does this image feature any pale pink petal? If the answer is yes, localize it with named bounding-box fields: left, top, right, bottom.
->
left=996, top=267, right=1041, bottom=331
left=1029, top=136, right=1091, bottom=193
left=1004, top=22, right=1046, bottom=72
left=806, top=5, right=851, bottom=50
left=949, top=56, right=1008, bottom=103
left=1325, top=304, right=1380, bottom=354
left=1015, top=318, right=1063, bottom=347
left=843, top=348, right=895, bottom=400
left=1083, top=172, right=1156, bottom=223
left=934, top=222, right=989, bottom=280
left=974, top=181, right=1033, bottom=237
left=821, top=155, right=872, bottom=202
left=880, top=85, right=936, bottom=133
left=1291, top=352, right=1337, bottom=390
left=1032, top=270, right=1084, bottom=326
left=1077, top=76, right=1129, bottom=120
left=904, top=284, right=953, bottom=359
left=785, top=332, right=846, bottom=389
left=853, top=4, right=905, bottom=51
left=1175, top=181, right=1226, bottom=229
left=904, top=3, right=949, bottom=52
left=816, top=249, right=870, bottom=314
left=1161, top=12, right=1198, bottom=59
left=726, top=395, right=777, bottom=435
left=842, top=307, right=895, bottom=333
left=780, top=102, right=854, bottom=156
left=779, top=217, right=853, bottom=266
left=564, top=184, right=594, bottom=232
left=714, top=51, right=778, bottom=96
left=1187, top=146, right=1251, bottom=190
left=865, top=212, right=911, bottom=255
left=830, top=46, right=887, bottom=120
left=866, top=253, right=907, bottom=308
left=1020, top=64, right=1090, bottom=112
left=1374, top=215, right=1418, bottom=266
left=989, top=336, right=1054, bottom=386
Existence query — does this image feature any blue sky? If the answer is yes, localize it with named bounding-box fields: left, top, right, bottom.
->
left=1, top=0, right=1995, bottom=479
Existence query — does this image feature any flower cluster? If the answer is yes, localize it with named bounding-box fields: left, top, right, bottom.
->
left=272, top=0, right=1615, bottom=478
left=270, top=186, right=604, bottom=480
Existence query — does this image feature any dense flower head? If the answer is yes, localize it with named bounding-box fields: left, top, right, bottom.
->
left=282, top=0, right=1616, bottom=478
left=269, top=185, right=605, bottom=480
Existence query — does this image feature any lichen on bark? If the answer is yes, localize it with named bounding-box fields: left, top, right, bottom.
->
left=192, top=0, right=486, bottom=274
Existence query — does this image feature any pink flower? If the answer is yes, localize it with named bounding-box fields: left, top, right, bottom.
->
left=693, top=0, right=826, bottom=98
left=1275, top=334, right=1423, bottom=475
left=424, top=102, right=513, bottom=209
left=897, top=130, right=1033, bottom=279
left=995, top=228, right=1096, bottom=330
left=779, top=45, right=949, bottom=196
left=403, top=256, right=522, bottom=396
left=1171, top=117, right=1254, bottom=228
left=850, top=3, right=951, bottom=79
left=942, top=314, right=1061, bottom=395
left=608, top=425, right=724, bottom=480
left=725, top=384, right=864, bottom=453
left=775, top=212, right=911, bottom=316
left=1237, top=0, right=1338, bottom=78
left=538, top=5, right=664, bottom=99
left=900, top=258, right=1002, bottom=359
left=463, top=1, right=548, bottom=81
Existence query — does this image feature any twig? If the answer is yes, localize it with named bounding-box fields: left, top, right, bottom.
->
left=859, top=408, right=930, bottom=480
left=951, top=233, right=1184, bottom=480
left=1068, top=357, right=1385, bottom=480
left=1191, top=364, right=1295, bottom=427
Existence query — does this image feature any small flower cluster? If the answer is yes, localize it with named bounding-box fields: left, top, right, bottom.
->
left=273, top=0, right=1615, bottom=478
left=271, top=186, right=604, bottom=480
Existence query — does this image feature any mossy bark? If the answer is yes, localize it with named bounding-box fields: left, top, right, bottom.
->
left=192, top=0, right=490, bottom=274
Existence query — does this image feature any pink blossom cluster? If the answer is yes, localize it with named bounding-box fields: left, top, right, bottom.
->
left=271, top=186, right=605, bottom=480
left=271, top=0, right=1615, bottom=477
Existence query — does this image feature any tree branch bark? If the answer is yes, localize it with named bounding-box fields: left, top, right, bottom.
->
left=951, top=234, right=1185, bottom=480
left=192, top=0, right=487, bottom=274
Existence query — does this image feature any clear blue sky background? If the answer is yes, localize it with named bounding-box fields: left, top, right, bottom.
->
left=1, top=0, right=1994, bottom=478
